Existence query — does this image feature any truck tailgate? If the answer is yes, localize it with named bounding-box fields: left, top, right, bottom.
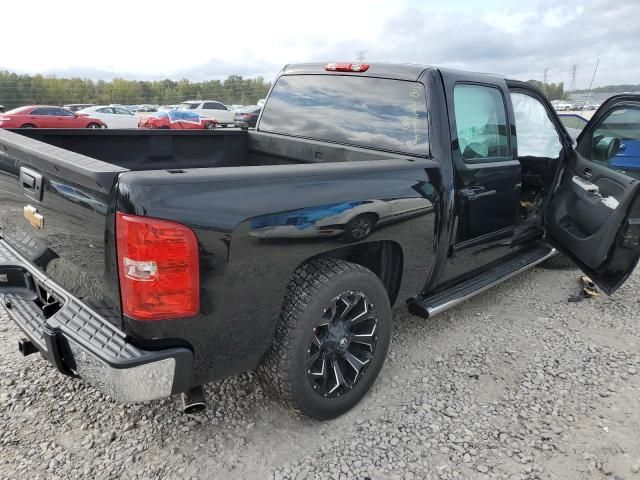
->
left=0, top=128, right=126, bottom=326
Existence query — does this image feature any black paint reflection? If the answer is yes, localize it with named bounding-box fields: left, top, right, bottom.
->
left=0, top=149, right=113, bottom=304
left=49, top=180, right=108, bottom=214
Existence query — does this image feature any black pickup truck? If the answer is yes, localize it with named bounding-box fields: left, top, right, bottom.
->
left=1, top=63, right=639, bottom=420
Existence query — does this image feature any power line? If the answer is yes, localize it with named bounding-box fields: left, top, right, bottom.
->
left=580, top=59, right=600, bottom=115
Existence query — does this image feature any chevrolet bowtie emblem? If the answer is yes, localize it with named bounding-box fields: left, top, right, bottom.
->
left=24, top=205, right=44, bottom=229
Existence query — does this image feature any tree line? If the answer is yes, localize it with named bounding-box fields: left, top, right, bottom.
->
left=574, top=83, right=640, bottom=94
left=0, top=71, right=272, bottom=109
left=526, top=80, right=569, bottom=100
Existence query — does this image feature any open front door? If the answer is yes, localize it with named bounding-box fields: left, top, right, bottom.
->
left=545, top=95, right=640, bottom=294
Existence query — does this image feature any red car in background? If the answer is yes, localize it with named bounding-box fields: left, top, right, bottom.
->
left=138, top=110, right=218, bottom=129
left=0, top=106, right=105, bottom=129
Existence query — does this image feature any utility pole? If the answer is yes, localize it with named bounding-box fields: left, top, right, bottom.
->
left=356, top=50, right=367, bottom=63
left=543, top=67, right=549, bottom=85
left=569, top=64, right=578, bottom=94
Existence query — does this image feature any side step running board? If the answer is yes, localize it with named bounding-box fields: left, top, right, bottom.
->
left=408, top=246, right=556, bottom=318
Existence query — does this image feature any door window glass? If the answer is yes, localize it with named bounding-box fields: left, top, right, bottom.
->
left=559, top=114, right=588, bottom=130
left=203, top=102, right=226, bottom=110
left=453, top=84, right=509, bottom=162
left=580, top=107, right=640, bottom=180
left=511, top=92, right=562, bottom=158
left=30, top=108, right=50, bottom=116
left=57, top=108, right=75, bottom=116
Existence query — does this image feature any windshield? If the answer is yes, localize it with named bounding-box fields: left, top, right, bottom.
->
left=179, top=103, right=200, bottom=110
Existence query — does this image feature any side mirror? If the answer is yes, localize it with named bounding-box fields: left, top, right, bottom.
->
left=594, top=136, right=621, bottom=160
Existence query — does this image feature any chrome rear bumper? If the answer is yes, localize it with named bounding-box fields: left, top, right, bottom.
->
left=0, top=239, right=192, bottom=402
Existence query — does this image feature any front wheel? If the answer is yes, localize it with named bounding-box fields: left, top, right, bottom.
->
left=86, top=123, right=101, bottom=129
left=258, top=258, right=392, bottom=420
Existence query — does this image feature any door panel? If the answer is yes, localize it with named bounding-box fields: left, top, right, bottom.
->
left=546, top=95, right=640, bottom=293
left=437, top=76, right=522, bottom=285
left=107, top=113, right=122, bottom=128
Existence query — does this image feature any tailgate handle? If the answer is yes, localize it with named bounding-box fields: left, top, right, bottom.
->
left=20, top=167, right=43, bottom=201
left=22, top=174, right=35, bottom=188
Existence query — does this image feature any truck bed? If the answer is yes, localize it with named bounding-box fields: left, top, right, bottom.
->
left=8, top=129, right=400, bottom=171
left=0, top=127, right=429, bottom=333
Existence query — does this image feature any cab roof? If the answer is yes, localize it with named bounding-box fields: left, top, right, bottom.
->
left=281, top=62, right=507, bottom=83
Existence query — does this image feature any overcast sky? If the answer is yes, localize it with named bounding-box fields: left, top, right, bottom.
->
left=2, top=0, right=637, bottom=88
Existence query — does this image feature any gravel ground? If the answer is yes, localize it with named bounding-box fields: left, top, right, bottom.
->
left=1, top=265, right=639, bottom=480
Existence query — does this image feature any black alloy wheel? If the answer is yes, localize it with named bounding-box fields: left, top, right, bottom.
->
left=258, top=258, right=392, bottom=420
left=306, top=290, right=378, bottom=398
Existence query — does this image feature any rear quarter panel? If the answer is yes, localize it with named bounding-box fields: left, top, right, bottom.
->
left=117, top=159, right=441, bottom=385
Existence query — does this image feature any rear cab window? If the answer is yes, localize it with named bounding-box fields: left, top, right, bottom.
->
left=259, top=75, right=429, bottom=156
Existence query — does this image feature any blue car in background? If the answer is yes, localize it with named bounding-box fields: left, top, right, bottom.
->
left=609, top=139, right=640, bottom=173
left=580, top=107, right=640, bottom=179
left=559, top=110, right=640, bottom=179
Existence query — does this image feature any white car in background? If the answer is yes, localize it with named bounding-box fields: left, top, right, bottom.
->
left=551, top=100, right=573, bottom=111
left=178, top=100, right=235, bottom=126
left=76, top=106, right=139, bottom=128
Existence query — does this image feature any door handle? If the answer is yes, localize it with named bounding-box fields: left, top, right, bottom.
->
left=582, top=167, right=593, bottom=179
left=572, top=175, right=599, bottom=194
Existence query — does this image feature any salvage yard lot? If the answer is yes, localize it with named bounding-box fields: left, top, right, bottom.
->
left=1, top=266, right=639, bottom=480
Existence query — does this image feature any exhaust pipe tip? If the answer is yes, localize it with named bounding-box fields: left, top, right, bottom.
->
left=181, top=385, right=207, bottom=414
left=18, top=338, right=38, bottom=356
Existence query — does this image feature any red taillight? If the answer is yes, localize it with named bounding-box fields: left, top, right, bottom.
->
left=116, top=212, right=199, bottom=321
left=324, top=62, right=370, bottom=72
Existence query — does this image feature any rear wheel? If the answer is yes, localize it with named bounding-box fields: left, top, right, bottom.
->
left=20, top=124, right=36, bottom=128
left=258, top=258, right=392, bottom=420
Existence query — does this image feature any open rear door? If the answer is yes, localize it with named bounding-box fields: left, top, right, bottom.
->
left=545, top=95, right=640, bottom=294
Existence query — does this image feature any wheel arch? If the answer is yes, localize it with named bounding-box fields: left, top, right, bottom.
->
left=305, top=240, right=404, bottom=306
